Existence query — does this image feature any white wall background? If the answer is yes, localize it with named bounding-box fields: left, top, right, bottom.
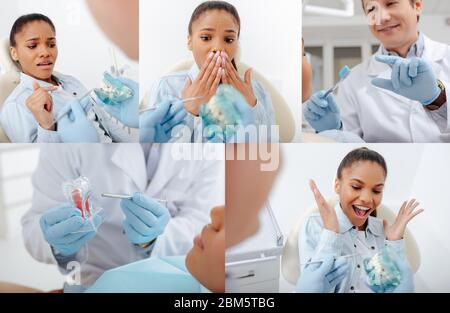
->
left=266, top=144, right=450, bottom=292
left=140, top=0, right=301, bottom=136
left=0, top=145, right=63, bottom=291
left=0, top=0, right=138, bottom=89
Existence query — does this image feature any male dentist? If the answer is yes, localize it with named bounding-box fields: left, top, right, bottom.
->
left=304, top=0, right=450, bottom=142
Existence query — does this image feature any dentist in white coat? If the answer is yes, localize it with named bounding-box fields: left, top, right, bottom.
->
left=21, top=144, right=224, bottom=290
left=303, top=0, right=450, bottom=143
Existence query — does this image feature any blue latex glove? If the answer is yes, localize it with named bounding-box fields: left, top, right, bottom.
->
left=140, top=100, right=187, bottom=143
left=57, top=99, right=100, bottom=143
left=296, top=255, right=349, bottom=293
left=392, top=257, right=414, bottom=293
left=99, top=77, right=139, bottom=128
left=372, top=55, right=441, bottom=105
left=121, top=192, right=171, bottom=245
left=40, top=204, right=102, bottom=256
left=303, top=91, right=342, bottom=133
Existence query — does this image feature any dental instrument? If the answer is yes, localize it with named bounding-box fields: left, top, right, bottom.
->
left=101, top=193, right=167, bottom=203
left=301, top=253, right=360, bottom=266
left=52, top=89, right=95, bottom=125
left=139, top=96, right=204, bottom=113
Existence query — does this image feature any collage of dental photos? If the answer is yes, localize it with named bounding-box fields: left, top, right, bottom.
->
left=1, top=0, right=450, bottom=311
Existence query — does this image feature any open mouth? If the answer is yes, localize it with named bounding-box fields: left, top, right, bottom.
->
left=377, top=24, right=400, bottom=33
left=36, top=61, right=54, bottom=69
left=352, top=204, right=371, bottom=218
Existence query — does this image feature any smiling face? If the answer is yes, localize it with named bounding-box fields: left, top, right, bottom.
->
left=10, top=21, right=57, bottom=83
left=334, top=161, right=386, bottom=229
left=188, top=9, right=239, bottom=69
left=186, top=206, right=225, bottom=293
left=363, top=0, right=422, bottom=55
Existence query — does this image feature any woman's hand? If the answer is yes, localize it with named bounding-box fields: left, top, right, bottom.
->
left=309, top=179, right=339, bottom=234
left=222, top=52, right=257, bottom=107
left=26, top=82, right=58, bottom=130
left=384, top=199, right=424, bottom=241
left=181, top=51, right=224, bottom=116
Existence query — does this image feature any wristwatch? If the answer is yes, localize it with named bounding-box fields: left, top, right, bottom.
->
left=426, top=80, right=446, bottom=111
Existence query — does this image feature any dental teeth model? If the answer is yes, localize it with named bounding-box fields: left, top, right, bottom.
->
left=62, top=176, right=102, bottom=233
left=93, top=72, right=134, bottom=106
left=200, top=84, right=244, bottom=140
left=364, top=246, right=403, bottom=292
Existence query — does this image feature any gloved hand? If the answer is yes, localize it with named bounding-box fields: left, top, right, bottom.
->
left=372, top=55, right=441, bottom=105
left=296, top=255, right=348, bottom=293
left=140, top=100, right=187, bottom=143
left=57, top=99, right=100, bottom=143
left=100, top=77, right=139, bottom=128
left=303, top=91, right=342, bottom=133
left=40, top=203, right=102, bottom=256
left=121, top=192, right=171, bottom=245
left=392, top=256, right=414, bottom=293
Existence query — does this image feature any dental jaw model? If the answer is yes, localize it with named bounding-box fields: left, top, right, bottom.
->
left=364, top=246, right=403, bottom=293
left=81, top=72, right=135, bottom=143
left=62, top=176, right=102, bottom=233
left=200, top=84, right=244, bottom=140
left=93, top=72, right=134, bottom=106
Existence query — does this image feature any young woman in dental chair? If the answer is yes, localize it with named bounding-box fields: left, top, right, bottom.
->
left=145, top=1, right=275, bottom=143
left=0, top=14, right=93, bottom=143
left=300, top=147, right=423, bottom=293
left=0, top=13, right=137, bottom=143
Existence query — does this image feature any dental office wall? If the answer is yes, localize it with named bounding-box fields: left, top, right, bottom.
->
left=268, top=144, right=450, bottom=292
left=140, top=0, right=301, bottom=135
left=0, top=145, right=63, bottom=291
left=0, top=0, right=138, bottom=89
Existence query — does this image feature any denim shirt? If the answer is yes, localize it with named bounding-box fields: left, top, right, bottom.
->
left=299, top=203, right=407, bottom=293
left=147, top=64, right=275, bottom=142
left=0, top=72, right=88, bottom=143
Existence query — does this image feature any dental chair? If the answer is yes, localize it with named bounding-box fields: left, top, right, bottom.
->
left=0, top=38, right=20, bottom=143
left=281, top=196, right=421, bottom=286
left=140, top=55, right=296, bottom=142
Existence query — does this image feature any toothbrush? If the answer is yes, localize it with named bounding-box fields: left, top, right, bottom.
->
left=323, top=65, right=351, bottom=98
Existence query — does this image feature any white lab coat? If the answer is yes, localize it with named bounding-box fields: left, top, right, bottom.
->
left=21, top=144, right=224, bottom=286
left=337, top=35, right=450, bottom=142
